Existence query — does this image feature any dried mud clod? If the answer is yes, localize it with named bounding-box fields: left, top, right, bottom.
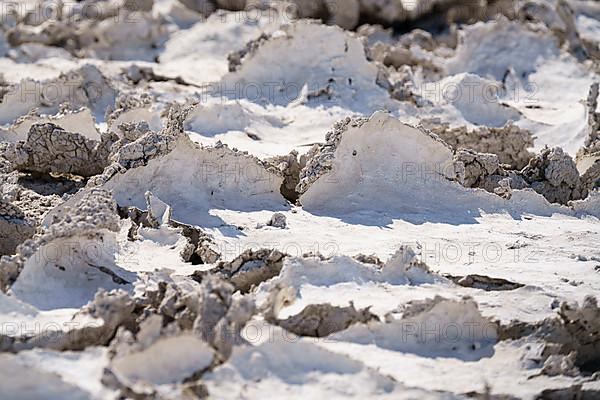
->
left=521, top=146, right=587, bottom=205
left=453, top=149, right=504, bottom=190
left=0, top=188, right=119, bottom=291
left=192, top=275, right=256, bottom=358
left=44, top=187, right=120, bottom=235
left=577, top=83, right=600, bottom=194
left=56, top=289, right=136, bottom=351
left=105, top=102, right=196, bottom=172
left=557, top=296, right=600, bottom=372
left=104, top=329, right=215, bottom=399
left=452, top=148, right=530, bottom=199
left=134, top=278, right=204, bottom=332
left=444, top=274, right=525, bottom=291
left=353, top=253, right=384, bottom=267
left=276, top=303, right=379, bottom=337
left=452, top=144, right=596, bottom=205
left=89, top=124, right=181, bottom=187
left=0, top=199, right=36, bottom=256
left=424, top=120, right=535, bottom=170
left=117, top=121, right=152, bottom=143
left=193, top=249, right=286, bottom=293
left=109, top=130, right=178, bottom=171
left=583, top=83, right=600, bottom=152
left=266, top=212, right=287, bottom=228
left=130, top=273, right=254, bottom=356
left=4, top=123, right=117, bottom=177
left=500, top=295, right=600, bottom=375
left=175, top=222, right=221, bottom=265
left=266, top=151, right=305, bottom=203
left=1, top=289, right=135, bottom=352
left=100, top=271, right=258, bottom=396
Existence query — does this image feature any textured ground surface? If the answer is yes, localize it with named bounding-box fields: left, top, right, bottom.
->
left=1, top=0, right=600, bottom=399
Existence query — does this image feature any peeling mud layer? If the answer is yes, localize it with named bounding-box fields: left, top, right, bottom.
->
left=1, top=1, right=600, bottom=399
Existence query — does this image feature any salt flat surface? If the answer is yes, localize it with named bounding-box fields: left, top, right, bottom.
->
left=1, top=1, right=600, bottom=398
